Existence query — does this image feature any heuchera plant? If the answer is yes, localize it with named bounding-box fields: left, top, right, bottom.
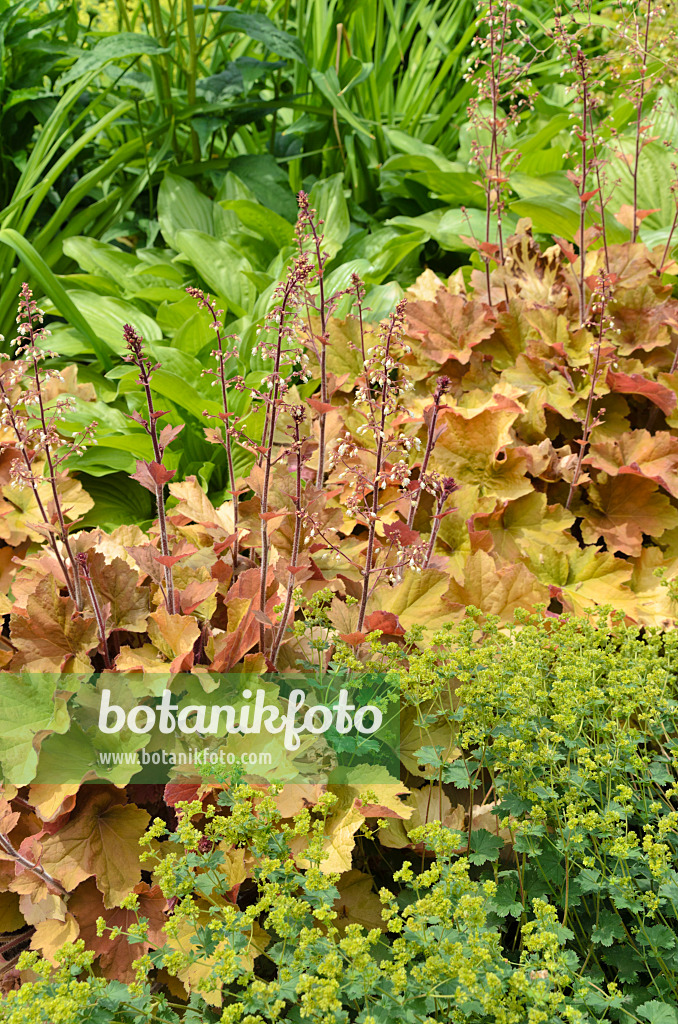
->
left=1, top=194, right=678, bottom=980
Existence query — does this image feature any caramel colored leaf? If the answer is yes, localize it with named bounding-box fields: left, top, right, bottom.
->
left=86, top=552, right=149, bottom=632
left=324, top=317, right=368, bottom=386
left=407, top=292, right=495, bottom=364
left=586, top=430, right=678, bottom=498
left=470, top=492, right=575, bottom=562
left=39, top=788, right=149, bottom=907
left=0, top=891, right=24, bottom=932
left=28, top=785, right=79, bottom=823
left=169, top=476, right=234, bottom=533
left=0, top=471, right=93, bottom=546
left=333, top=870, right=386, bottom=933
left=606, top=369, right=676, bottom=415
left=503, top=353, right=580, bottom=435
left=580, top=477, right=678, bottom=556
left=445, top=550, right=549, bottom=621
left=19, top=891, right=66, bottom=927
left=433, top=398, right=532, bottom=499
left=295, top=798, right=363, bottom=875
left=148, top=606, right=200, bottom=660
left=70, top=878, right=166, bottom=981
left=375, top=568, right=452, bottom=631
left=30, top=913, right=79, bottom=963
left=10, top=576, right=98, bottom=670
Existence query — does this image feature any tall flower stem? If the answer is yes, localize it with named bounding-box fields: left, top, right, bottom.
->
left=76, top=552, right=112, bottom=670
left=270, top=409, right=305, bottom=668
left=259, top=280, right=297, bottom=656
left=565, top=272, right=610, bottom=510
left=298, top=195, right=330, bottom=488
left=124, top=326, right=176, bottom=614
left=631, top=0, right=654, bottom=243
left=31, top=352, right=82, bottom=610
left=0, top=378, right=75, bottom=603
left=189, top=290, right=240, bottom=570
left=407, top=376, right=450, bottom=531
left=356, top=304, right=406, bottom=633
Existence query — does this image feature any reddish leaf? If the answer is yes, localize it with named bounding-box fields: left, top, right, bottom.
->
left=158, top=423, right=185, bottom=450
left=552, top=236, right=577, bottom=264
left=164, top=783, right=201, bottom=807
left=307, top=398, right=335, bottom=414
left=179, top=579, right=218, bottom=615
left=70, top=878, right=166, bottom=982
left=131, top=460, right=176, bottom=493
left=383, top=521, right=420, bottom=547
left=605, top=370, right=676, bottom=415
left=339, top=631, right=368, bottom=646
left=406, top=292, right=496, bottom=364
left=363, top=610, right=405, bottom=636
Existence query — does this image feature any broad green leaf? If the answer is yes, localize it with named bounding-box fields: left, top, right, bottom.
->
left=213, top=7, right=307, bottom=64
left=77, top=473, right=154, bottom=531
left=219, top=199, right=294, bottom=249
left=62, top=236, right=140, bottom=290
left=308, top=174, right=350, bottom=259
left=42, top=290, right=161, bottom=354
left=59, top=32, right=171, bottom=86
left=174, top=229, right=256, bottom=317
left=158, top=172, right=216, bottom=249
left=228, top=154, right=298, bottom=221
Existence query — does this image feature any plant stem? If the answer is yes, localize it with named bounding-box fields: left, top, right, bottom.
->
left=300, top=206, right=329, bottom=488
left=0, top=379, right=76, bottom=604
left=631, top=0, right=653, bottom=243
left=259, top=283, right=295, bottom=656
left=31, top=353, right=82, bottom=610
left=124, top=327, right=175, bottom=613
left=565, top=276, right=609, bottom=509
left=77, top=553, right=112, bottom=670
left=0, top=832, right=66, bottom=896
left=356, top=311, right=400, bottom=633
left=407, top=376, right=450, bottom=531
left=270, top=413, right=304, bottom=667
left=577, top=50, right=589, bottom=327
left=200, top=294, right=240, bottom=570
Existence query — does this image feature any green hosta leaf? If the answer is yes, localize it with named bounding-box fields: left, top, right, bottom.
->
left=388, top=208, right=517, bottom=252
left=219, top=199, right=294, bottom=249
left=174, top=229, right=256, bottom=317
left=509, top=195, right=583, bottom=239
left=158, top=172, right=216, bottom=249
left=62, top=236, right=141, bottom=291
left=76, top=473, right=154, bottom=531
left=228, top=154, right=298, bottom=221
left=308, top=174, right=350, bottom=259
left=42, top=290, right=161, bottom=354
left=59, top=32, right=170, bottom=86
